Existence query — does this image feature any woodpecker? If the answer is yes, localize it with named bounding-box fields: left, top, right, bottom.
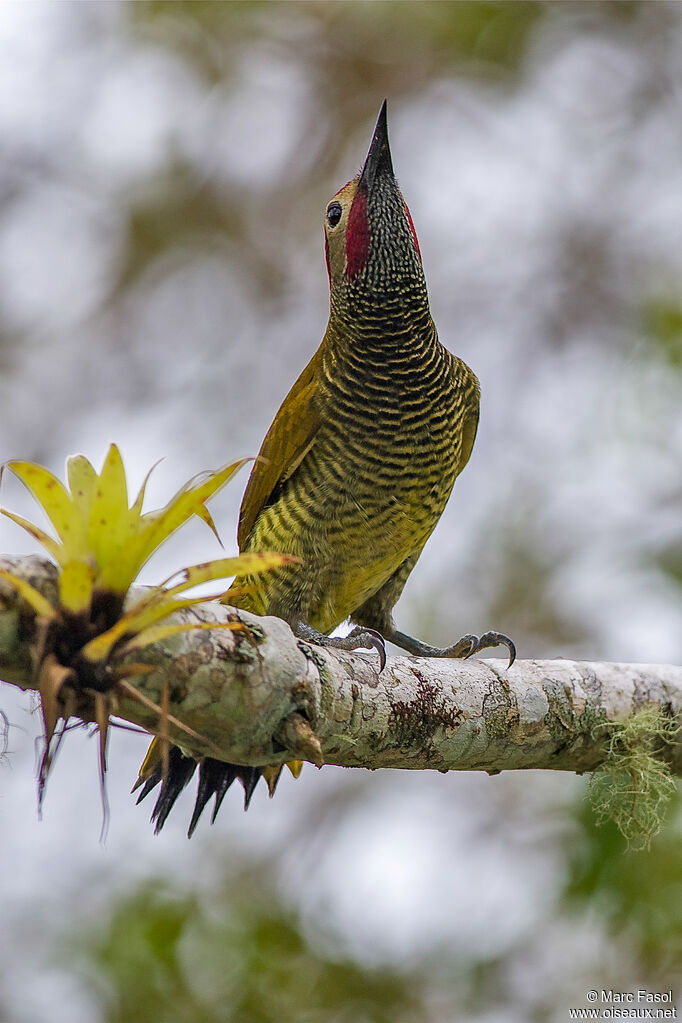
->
left=136, top=101, right=514, bottom=835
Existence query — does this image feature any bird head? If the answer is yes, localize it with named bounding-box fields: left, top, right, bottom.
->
left=324, top=101, right=425, bottom=300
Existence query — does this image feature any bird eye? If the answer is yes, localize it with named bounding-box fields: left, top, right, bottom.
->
left=326, top=202, right=342, bottom=227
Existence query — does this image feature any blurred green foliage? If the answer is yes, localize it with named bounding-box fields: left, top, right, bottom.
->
left=66, top=784, right=682, bottom=1022
left=134, top=1, right=542, bottom=78
left=643, top=298, right=682, bottom=370
left=116, top=1, right=544, bottom=303
left=565, top=786, right=682, bottom=978
left=72, top=870, right=427, bottom=1023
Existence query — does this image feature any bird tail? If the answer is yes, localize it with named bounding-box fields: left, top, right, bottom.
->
left=133, top=738, right=302, bottom=837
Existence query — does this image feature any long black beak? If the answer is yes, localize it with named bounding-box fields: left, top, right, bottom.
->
left=358, top=100, right=394, bottom=193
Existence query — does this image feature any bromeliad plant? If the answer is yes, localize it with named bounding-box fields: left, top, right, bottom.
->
left=0, top=444, right=293, bottom=811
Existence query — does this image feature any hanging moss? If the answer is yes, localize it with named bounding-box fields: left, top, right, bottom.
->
left=588, top=708, right=679, bottom=850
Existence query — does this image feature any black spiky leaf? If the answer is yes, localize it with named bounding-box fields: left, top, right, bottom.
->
left=150, top=746, right=197, bottom=833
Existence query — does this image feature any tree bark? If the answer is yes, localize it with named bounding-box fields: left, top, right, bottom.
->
left=1, top=554, right=681, bottom=775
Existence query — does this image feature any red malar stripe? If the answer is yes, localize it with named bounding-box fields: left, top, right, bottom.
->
left=346, top=188, right=370, bottom=279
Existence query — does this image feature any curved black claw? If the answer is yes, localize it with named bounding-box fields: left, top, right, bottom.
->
left=344, top=626, right=387, bottom=672
left=295, top=620, right=387, bottom=672
left=463, top=630, right=516, bottom=669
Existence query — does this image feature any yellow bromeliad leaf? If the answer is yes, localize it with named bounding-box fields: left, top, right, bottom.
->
left=134, top=460, right=250, bottom=561
left=96, top=442, right=128, bottom=512
left=66, top=454, right=99, bottom=531
left=118, top=551, right=293, bottom=640
left=3, top=447, right=253, bottom=603
left=89, top=552, right=285, bottom=645
left=84, top=445, right=142, bottom=593
left=96, top=456, right=251, bottom=595
left=58, top=559, right=96, bottom=615
left=68, top=447, right=142, bottom=576
left=1, top=446, right=298, bottom=816
left=6, top=461, right=89, bottom=561
left=79, top=594, right=219, bottom=662
left=130, top=458, right=163, bottom=518
left=118, top=619, right=246, bottom=656
left=158, top=551, right=294, bottom=600
left=79, top=551, right=295, bottom=663
left=0, top=508, right=62, bottom=563
left=0, top=568, right=57, bottom=618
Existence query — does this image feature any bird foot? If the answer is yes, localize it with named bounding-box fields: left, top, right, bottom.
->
left=443, top=630, right=516, bottom=668
left=387, top=627, right=515, bottom=668
left=295, top=621, right=386, bottom=671
left=329, top=625, right=387, bottom=671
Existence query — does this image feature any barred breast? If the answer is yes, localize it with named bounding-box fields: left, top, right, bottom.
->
left=238, top=306, right=479, bottom=634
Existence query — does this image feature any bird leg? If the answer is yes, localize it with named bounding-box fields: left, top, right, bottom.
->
left=294, top=621, right=387, bottom=671
left=350, top=560, right=516, bottom=671
left=383, top=626, right=516, bottom=669
left=293, top=618, right=514, bottom=672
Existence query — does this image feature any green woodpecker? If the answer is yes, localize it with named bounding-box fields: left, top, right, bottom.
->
left=137, top=101, right=514, bottom=835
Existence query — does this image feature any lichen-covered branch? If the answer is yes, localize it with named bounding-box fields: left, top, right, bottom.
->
left=1, top=554, right=681, bottom=775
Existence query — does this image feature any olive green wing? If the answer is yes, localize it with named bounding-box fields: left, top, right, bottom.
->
left=455, top=360, right=480, bottom=476
left=237, top=346, right=323, bottom=549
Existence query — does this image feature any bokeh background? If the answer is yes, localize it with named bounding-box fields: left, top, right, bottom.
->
left=1, top=2, right=682, bottom=1020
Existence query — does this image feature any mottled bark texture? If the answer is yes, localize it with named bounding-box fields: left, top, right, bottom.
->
left=1, top=555, right=681, bottom=774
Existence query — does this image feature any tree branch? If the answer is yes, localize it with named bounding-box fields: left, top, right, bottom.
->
left=1, top=555, right=681, bottom=775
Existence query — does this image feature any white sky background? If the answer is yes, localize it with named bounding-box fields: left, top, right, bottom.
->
left=1, top=2, right=682, bottom=1020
